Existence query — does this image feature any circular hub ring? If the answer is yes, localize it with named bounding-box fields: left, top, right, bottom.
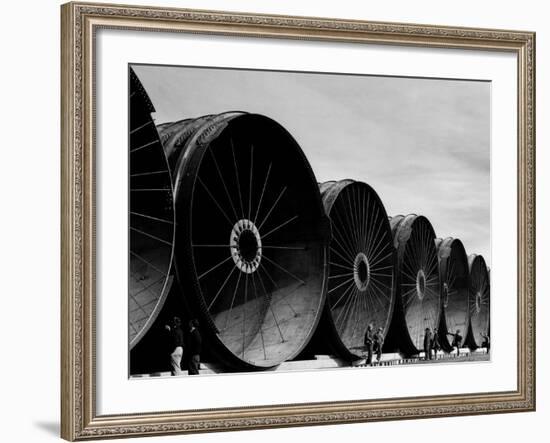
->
left=230, top=219, right=262, bottom=273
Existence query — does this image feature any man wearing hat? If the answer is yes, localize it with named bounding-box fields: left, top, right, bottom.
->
left=164, top=316, right=184, bottom=376
left=363, top=324, right=374, bottom=365
left=423, top=327, right=433, bottom=360
left=373, top=327, right=384, bottom=364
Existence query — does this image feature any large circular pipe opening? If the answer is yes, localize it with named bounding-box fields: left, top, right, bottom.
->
left=468, top=254, right=490, bottom=347
left=435, top=237, right=469, bottom=351
left=319, top=180, right=395, bottom=361
left=390, top=214, right=440, bottom=353
left=128, top=68, right=175, bottom=350
left=160, top=112, right=330, bottom=369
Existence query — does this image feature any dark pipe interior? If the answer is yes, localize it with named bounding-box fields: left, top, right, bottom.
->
left=238, top=230, right=258, bottom=262
left=357, top=260, right=368, bottom=284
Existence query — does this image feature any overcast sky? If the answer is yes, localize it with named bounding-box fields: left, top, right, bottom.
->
left=133, top=64, right=491, bottom=266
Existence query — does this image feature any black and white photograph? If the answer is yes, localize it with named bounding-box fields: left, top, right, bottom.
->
left=128, top=64, right=491, bottom=377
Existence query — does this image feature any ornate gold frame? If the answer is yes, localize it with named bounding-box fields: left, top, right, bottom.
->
left=61, top=2, right=536, bottom=440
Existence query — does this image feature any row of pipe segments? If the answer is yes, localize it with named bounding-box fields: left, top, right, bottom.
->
left=128, top=68, right=489, bottom=373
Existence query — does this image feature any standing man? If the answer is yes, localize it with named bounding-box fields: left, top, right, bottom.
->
left=373, top=327, right=384, bottom=364
left=364, top=324, right=374, bottom=366
left=431, top=328, right=441, bottom=360
left=447, top=329, right=463, bottom=356
left=164, top=316, right=184, bottom=376
left=423, top=328, right=433, bottom=360
left=480, top=332, right=490, bottom=353
left=186, top=319, right=202, bottom=375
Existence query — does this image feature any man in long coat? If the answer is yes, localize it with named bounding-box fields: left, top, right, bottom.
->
left=164, top=316, right=184, bottom=376
left=423, top=327, right=433, bottom=360
left=431, top=328, right=441, bottom=360
left=364, top=324, right=374, bottom=365
left=373, top=327, right=384, bottom=364
left=186, top=319, right=202, bottom=375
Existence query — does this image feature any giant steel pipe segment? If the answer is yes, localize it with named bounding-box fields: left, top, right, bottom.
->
left=435, top=237, right=470, bottom=351
left=467, top=254, right=491, bottom=348
left=389, top=215, right=441, bottom=353
left=157, top=112, right=331, bottom=371
left=128, top=68, right=176, bottom=350
left=316, top=180, right=395, bottom=361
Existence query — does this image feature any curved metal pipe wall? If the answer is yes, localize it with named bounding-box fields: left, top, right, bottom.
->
left=158, top=112, right=330, bottom=370
left=435, top=237, right=469, bottom=351
left=128, top=67, right=176, bottom=350
left=389, top=214, right=441, bottom=353
left=317, top=180, right=395, bottom=361
left=467, top=254, right=491, bottom=348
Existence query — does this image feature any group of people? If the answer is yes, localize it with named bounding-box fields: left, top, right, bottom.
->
left=363, top=324, right=465, bottom=364
left=165, top=317, right=202, bottom=376
left=363, top=324, right=384, bottom=365
left=165, top=317, right=489, bottom=375
left=423, top=327, right=463, bottom=360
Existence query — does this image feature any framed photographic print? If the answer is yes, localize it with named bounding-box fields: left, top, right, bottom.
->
left=60, top=1, right=536, bottom=440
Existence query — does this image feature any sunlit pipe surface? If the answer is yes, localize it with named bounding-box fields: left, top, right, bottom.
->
left=128, top=68, right=176, bottom=350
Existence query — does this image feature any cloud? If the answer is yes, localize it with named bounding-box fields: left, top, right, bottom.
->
left=133, top=65, right=491, bottom=265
